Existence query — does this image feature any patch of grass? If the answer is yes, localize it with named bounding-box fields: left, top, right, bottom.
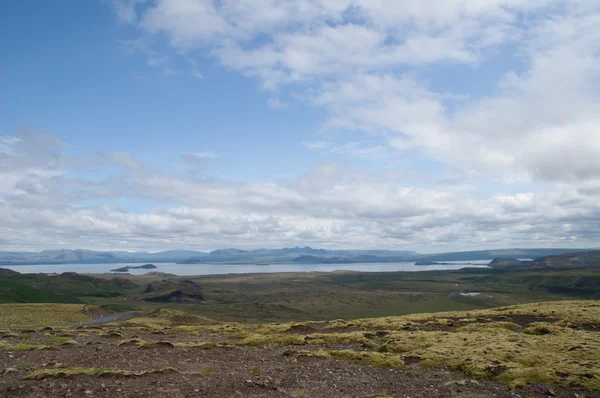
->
left=0, top=304, right=99, bottom=328
left=250, top=366, right=261, bottom=376
left=192, top=368, right=215, bottom=376
left=239, top=333, right=306, bottom=346
left=116, top=338, right=146, bottom=347
left=121, top=317, right=172, bottom=329
left=147, top=309, right=218, bottom=325
left=523, top=322, right=558, bottom=335
left=307, top=331, right=372, bottom=346
left=24, top=367, right=180, bottom=380
left=100, top=304, right=137, bottom=312
left=173, top=342, right=222, bottom=349
left=0, top=340, right=53, bottom=351
left=16, top=362, right=38, bottom=369
left=25, top=367, right=124, bottom=380
left=458, top=322, right=521, bottom=332
left=46, top=337, right=74, bottom=345
left=234, top=301, right=600, bottom=390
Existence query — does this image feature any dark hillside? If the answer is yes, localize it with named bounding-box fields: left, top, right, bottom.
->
left=143, top=279, right=205, bottom=303
left=0, top=270, right=138, bottom=303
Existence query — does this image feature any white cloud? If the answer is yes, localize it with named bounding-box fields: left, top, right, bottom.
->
left=303, top=140, right=392, bottom=161
left=191, top=69, right=204, bottom=79
left=1, top=131, right=599, bottom=251
left=187, top=152, right=218, bottom=160
left=111, top=0, right=147, bottom=24
left=123, top=0, right=600, bottom=184
left=267, top=98, right=287, bottom=109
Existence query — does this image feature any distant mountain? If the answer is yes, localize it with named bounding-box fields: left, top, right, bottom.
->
left=280, top=246, right=328, bottom=255
left=209, top=248, right=250, bottom=256
left=488, top=258, right=529, bottom=268
left=0, top=249, right=120, bottom=264
left=410, top=248, right=595, bottom=263
left=327, top=250, right=419, bottom=257
left=144, top=250, right=208, bottom=260
left=0, top=249, right=207, bottom=265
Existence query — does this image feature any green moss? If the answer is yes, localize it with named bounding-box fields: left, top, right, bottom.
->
left=191, top=368, right=216, bottom=376
left=16, top=362, right=37, bottom=369
left=116, top=338, right=146, bottom=347
left=25, top=367, right=113, bottom=380
left=307, top=332, right=371, bottom=345
left=24, top=367, right=180, bottom=380
left=523, top=322, right=558, bottom=335
left=458, top=322, right=521, bottom=332
left=0, top=341, right=52, bottom=351
left=250, top=366, right=261, bottom=376
left=239, top=333, right=306, bottom=346
left=46, top=337, right=74, bottom=345
left=173, top=342, right=222, bottom=349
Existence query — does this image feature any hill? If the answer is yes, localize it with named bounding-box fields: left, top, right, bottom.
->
left=0, top=269, right=138, bottom=304
left=489, top=251, right=600, bottom=270
left=412, top=248, right=595, bottom=262
left=142, top=279, right=205, bottom=303
left=534, top=251, right=600, bottom=268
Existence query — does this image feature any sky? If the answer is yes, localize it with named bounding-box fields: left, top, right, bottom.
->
left=1, top=0, right=599, bottom=253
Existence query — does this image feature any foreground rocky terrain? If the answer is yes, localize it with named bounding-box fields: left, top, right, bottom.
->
left=0, top=301, right=599, bottom=397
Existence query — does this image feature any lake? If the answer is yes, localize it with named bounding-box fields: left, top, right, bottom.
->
left=1, top=260, right=491, bottom=276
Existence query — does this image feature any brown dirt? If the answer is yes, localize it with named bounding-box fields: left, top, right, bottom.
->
left=1, top=326, right=598, bottom=398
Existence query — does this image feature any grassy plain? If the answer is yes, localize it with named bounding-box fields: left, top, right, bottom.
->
left=84, top=267, right=597, bottom=323
left=1, top=264, right=599, bottom=324
left=0, top=304, right=99, bottom=328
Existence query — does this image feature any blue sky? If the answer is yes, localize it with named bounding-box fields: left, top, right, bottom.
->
left=1, top=1, right=327, bottom=180
left=0, top=0, right=599, bottom=252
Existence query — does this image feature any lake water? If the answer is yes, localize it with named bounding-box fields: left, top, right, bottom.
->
left=2, top=260, right=490, bottom=276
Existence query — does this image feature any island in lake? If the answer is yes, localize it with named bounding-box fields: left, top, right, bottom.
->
left=110, top=264, right=158, bottom=272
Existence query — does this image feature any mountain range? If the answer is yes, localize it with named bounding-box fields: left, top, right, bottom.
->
left=0, top=247, right=596, bottom=266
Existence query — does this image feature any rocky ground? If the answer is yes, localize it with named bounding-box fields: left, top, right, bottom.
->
left=1, top=301, right=599, bottom=397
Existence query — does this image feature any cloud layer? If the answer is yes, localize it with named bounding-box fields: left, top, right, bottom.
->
left=1, top=131, right=599, bottom=251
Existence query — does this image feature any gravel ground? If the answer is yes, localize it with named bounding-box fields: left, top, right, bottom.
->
left=1, top=325, right=598, bottom=398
